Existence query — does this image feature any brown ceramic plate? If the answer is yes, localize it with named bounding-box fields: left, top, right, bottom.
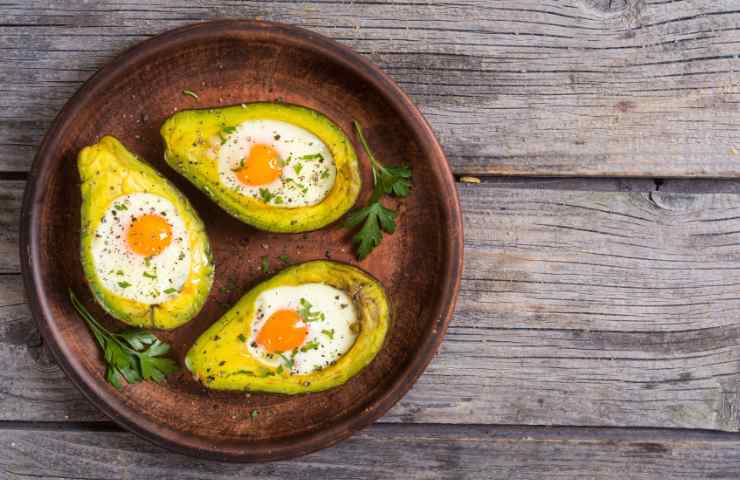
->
left=20, top=20, right=462, bottom=462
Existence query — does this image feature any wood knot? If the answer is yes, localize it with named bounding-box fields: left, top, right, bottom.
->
left=583, top=0, right=629, bottom=13
left=648, top=192, right=699, bottom=212
left=580, top=0, right=643, bottom=20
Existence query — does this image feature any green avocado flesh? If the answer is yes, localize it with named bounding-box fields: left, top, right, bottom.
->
left=160, top=102, right=361, bottom=233
left=185, top=261, right=389, bottom=394
left=78, top=136, right=214, bottom=329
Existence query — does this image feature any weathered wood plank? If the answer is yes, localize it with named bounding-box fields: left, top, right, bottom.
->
left=0, top=181, right=22, bottom=273
left=6, top=181, right=740, bottom=431
left=3, top=424, right=740, bottom=479
left=2, top=0, right=740, bottom=176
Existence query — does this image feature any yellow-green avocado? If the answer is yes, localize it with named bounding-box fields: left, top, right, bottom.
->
left=78, top=136, right=214, bottom=329
left=185, top=260, right=389, bottom=394
left=160, top=102, right=361, bottom=233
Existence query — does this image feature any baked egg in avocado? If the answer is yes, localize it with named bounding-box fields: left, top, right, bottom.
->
left=160, top=102, right=361, bottom=233
left=78, top=136, right=214, bottom=329
left=185, top=260, right=389, bottom=394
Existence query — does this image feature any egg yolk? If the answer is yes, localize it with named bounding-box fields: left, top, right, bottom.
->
left=127, top=214, right=173, bottom=257
left=235, top=144, right=282, bottom=186
left=255, top=309, right=307, bottom=353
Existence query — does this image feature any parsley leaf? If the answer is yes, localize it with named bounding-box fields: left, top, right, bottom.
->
left=344, top=202, right=398, bottom=260
left=261, top=255, right=270, bottom=274
left=298, top=298, right=325, bottom=322
left=294, top=163, right=303, bottom=175
left=163, top=287, right=177, bottom=294
left=117, top=281, right=131, bottom=289
left=300, top=153, right=324, bottom=161
left=143, top=271, right=156, bottom=279
left=278, top=254, right=290, bottom=264
left=344, top=121, right=412, bottom=259
left=70, top=290, right=179, bottom=390
left=322, top=329, right=335, bottom=340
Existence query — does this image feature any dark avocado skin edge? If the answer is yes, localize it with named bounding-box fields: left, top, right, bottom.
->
left=185, top=260, right=390, bottom=394
left=160, top=102, right=362, bottom=233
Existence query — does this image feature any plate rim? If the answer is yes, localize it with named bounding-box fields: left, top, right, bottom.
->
left=20, top=19, right=464, bottom=462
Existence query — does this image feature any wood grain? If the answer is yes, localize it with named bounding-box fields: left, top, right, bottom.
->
left=7, top=181, right=740, bottom=432
left=4, top=424, right=740, bottom=479
left=3, top=0, right=740, bottom=176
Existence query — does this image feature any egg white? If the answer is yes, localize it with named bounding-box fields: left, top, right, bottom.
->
left=217, top=120, right=336, bottom=207
left=247, top=283, right=358, bottom=375
left=91, top=193, right=191, bottom=304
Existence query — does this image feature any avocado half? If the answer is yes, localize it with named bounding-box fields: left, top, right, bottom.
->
left=185, top=260, right=389, bottom=394
left=78, top=136, right=214, bottom=329
left=160, top=102, right=361, bottom=233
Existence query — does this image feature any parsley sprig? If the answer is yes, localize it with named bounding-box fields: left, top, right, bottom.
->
left=69, top=290, right=179, bottom=389
left=345, top=121, right=412, bottom=259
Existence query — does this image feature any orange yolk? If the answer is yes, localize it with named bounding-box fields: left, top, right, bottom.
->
left=255, top=309, right=307, bottom=353
left=235, top=144, right=282, bottom=186
left=126, top=214, right=173, bottom=257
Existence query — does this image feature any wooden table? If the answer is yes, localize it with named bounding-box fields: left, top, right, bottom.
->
left=4, top=1, right=740, bottom=477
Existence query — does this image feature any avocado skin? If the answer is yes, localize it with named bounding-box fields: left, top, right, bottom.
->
left=160, top=102, right=361, bottom=233
left=185, top=260, right=389, bottom=394
left=78, top=136, right=214, bottom=329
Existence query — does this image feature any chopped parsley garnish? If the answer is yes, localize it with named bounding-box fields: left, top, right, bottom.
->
left=276, top=365, right=284, bottom=374
left=301, top=153, right=324, bottom=161
left=116, top=270, right=124, bottom=276
left=251, top=409, right=259, bottom=419
left=143, top=271, right=156, bottom=279
left=320, top=169, right=330, bottom=179
left=294, top=163, right=303, bottom=175
left=182, top=89, right=199, bottom=99
left=278, top=254, right=290, bottom=264
left=69, top=290, right=179, bottom=389
left=261, top=255, right=270, bottom=274
left=322, top=329, right=335, bottom=340
left=113, top=203, right=128, bottom=211
left=118, top=281, right=131, bottom=289
left=298, top=298, right=325, bottom=322
left=258, top=188, right=274, bottom=203
left=237, top=333, right=247, bottom=342
left=274, top=196, right=284, bottom=205
left=344, top=121, right=412, bottom=259
left=164, top=288, right=177, bottom=294
left=278, top=352, right=295, bottom=369
left=220, top=126, right=237, bottom=145
left=300, top=341, right=319, bottom=352
left=144, top=257, right=151, bottom=267
left=231, top=158, right=245, bottom=172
